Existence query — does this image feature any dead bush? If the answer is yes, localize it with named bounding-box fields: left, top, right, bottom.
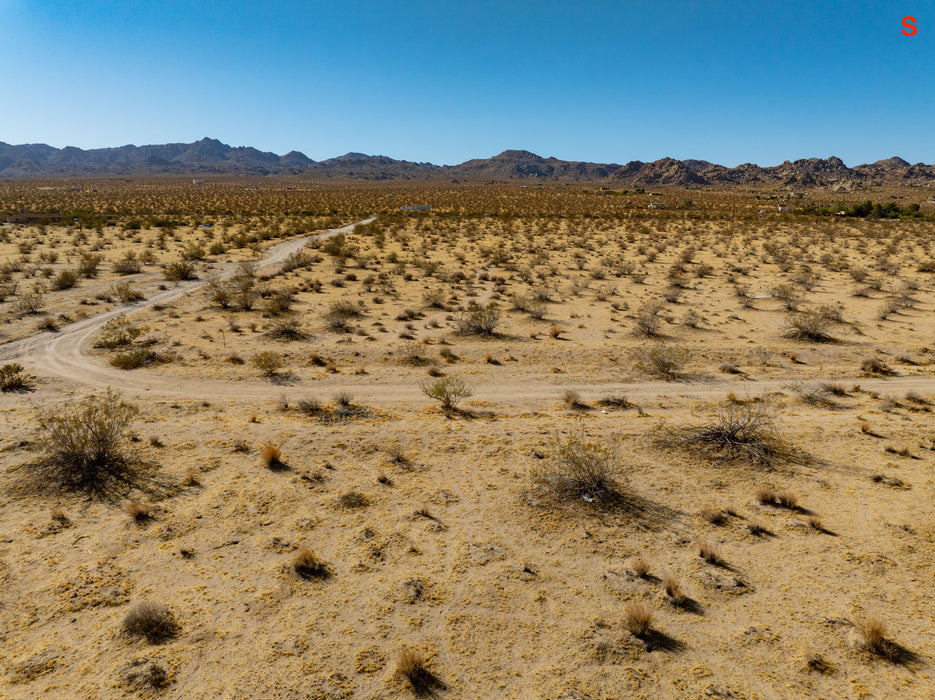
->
left=623, top=602, right=653, bottom=637
left=677, top=403, right=780, bottom=467
left=783, top=309, right=835, bottom=342
left=634, top=300, right=664, bottom=337
left=260, top=442, right=286, bottom=470
left=122, top=602, right=179, bottom=643
left=292, top=546, right=330, bottom=579
left=396, top=648, right=444, bottom=695
left=532, top=436, right=624, bottom=506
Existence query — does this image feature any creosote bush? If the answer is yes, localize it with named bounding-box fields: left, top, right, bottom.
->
left=0, top=363, right=34, bottom=392
left=252, top=351, right=283, bottom=377
left=420, top=375, right=472, bottom=411
left=455, top=302, right=500, bottom=336
left=635, top=343, right=688, bottom=380
left=33, top=388, right=140, bottom=498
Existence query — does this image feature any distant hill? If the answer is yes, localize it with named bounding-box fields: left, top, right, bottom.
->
left=1, top=137, right=933, bottom=186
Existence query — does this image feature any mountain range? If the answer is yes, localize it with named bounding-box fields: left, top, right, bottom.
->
left=1, top=137, right=933, bottom=188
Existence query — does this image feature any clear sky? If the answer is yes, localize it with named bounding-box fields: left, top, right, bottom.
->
left=1, top=1, right=932, bottom=166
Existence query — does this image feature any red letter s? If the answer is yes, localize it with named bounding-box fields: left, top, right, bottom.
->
left=902, top=16, right=917, bottom=36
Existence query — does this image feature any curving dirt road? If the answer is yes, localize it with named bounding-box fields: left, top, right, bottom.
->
left=1, top=215, right=933, bottom=406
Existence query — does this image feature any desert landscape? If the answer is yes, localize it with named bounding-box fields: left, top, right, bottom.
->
left=0, top=177, right=933, bottom=698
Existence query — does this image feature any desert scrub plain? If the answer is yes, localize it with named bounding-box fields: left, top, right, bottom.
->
left=0, top=179, right=934, bottom=697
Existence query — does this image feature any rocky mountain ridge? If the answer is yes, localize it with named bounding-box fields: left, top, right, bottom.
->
left=1, top=137, right=933, bottom=187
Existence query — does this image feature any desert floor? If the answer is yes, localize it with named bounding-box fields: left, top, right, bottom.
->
left=1, top=182, right=934, bottom=698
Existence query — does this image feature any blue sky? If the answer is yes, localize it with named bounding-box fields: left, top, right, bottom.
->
left=2, top=1, right=932, bottom=166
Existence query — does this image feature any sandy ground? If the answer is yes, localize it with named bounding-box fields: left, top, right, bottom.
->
left=1, top=194, right=934, bottom=698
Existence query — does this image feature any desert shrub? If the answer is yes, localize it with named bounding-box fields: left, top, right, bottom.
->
left=51, top=269, right=79, bottom=291
left=629, top=557, right=651, bottom=578
left=861, top=357, right=894, bottom=376
left=111, top=281, right=145, bottom=303
left=597, top=395, right=631, bottom=409
left=562, top=389, right=585, bottom=409
left=877, top=297, right=902, bottom=320
left=455, top=302, right=500, bottom=336
left=113, top=251, right=142, bottom=275
left=338, top=490, right=369, bottom=509
left=280, top=250, right=310, bottom=272
left=396, top=648, right=444, bottom=695
left=259, top=442, right=285, bottom=469
left=181, top=242, right=206, bottom=261
left=701, top=506, right=728, bottom=525
left=635, top=343, right=688, bottom=380
left=95, top=315, right=145, bottom=349
left=792, top=382, right=837, bottom=407
left=125, top=500, right=152, bottom=523
left=678, top=403, right=779, bottom=466
left=33, top=388, right=140, bottom=498
left=163, top=259, right=197, bottom=282
left=297, top=397, right=323, bottom=415
left=265, top=287, right=296, bottom=315
left=0, top=363, right=34, bottom=392
left=110, top=347, right=162, bottom=370
left=533, top=436, right=623, bottom=505
left=634, top=300, right=664, bottom=337
left=662, top=575, right=688, bottom=607
left=783, top=309, right=835, bottom=342
left=423, top=288, right=447, bottom=309
left=251, top=351, right=283, bottom=377
left=122, top=602, right=178, bottom=643
left=292, top=546, right=329, bottom=579
left=323, top=299, right=363, bottom=332
left=623, top=602, right=653, bottom=637
left=78, top=253, right=103, bottom=278
left=698, top=540, right=722, bottom=565
left=419, top=375, right=472, bottom=411
left=0, top=281, right=17, bottom=302
left=119, top=659, right=170, bottom=690
left=266, top=317, right=307, bottom=341
left=771, top=282, right=802, bottom=310
left=15, top=293, right=44, bottom=316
